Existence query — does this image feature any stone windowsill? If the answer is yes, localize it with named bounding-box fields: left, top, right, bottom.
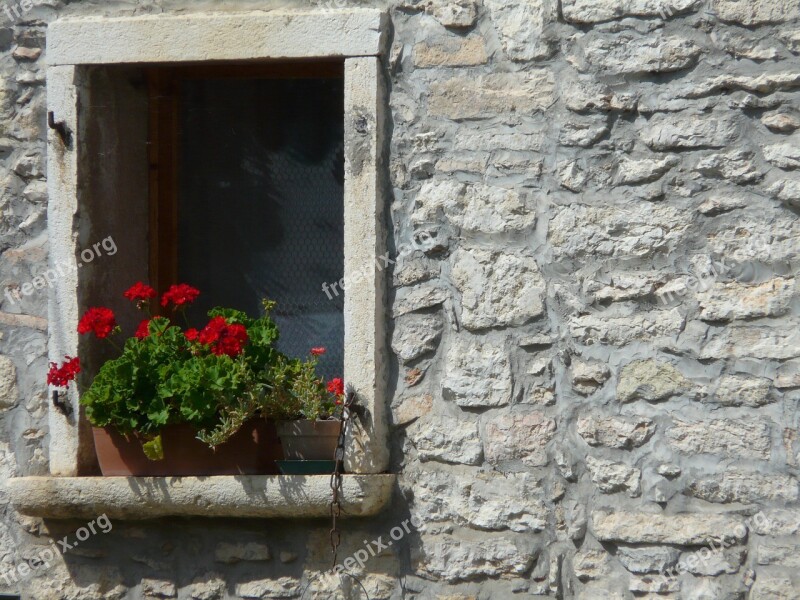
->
left=8, top=475, right=395, bottom=520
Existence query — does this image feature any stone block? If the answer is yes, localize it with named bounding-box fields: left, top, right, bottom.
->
left=413, top=35, right=487, bottom=68
left=614, top=155, right=680, bottom=185
left=616, top=545, right=680, bottom=574
left=451, top=246, right=545, bottom=331
left=0, top=356, right=17, bottom=409
left=429, top=0, right=479, bottom=28
left=235, top=577, right=299, bottom=599
left=415, top=533, right=536, bottom=582
left=393, top=394, right=434, bottom=426
left=214, top=542, right=271, bottom=564
left=413, top=180, right=536, bottom=235
left=571, top=360, right=611, bottom=395
left=407, top=416, right=483, bottom=465
left=687, top=470, right=798, bottom=503
left=48, top=11, right=388, bottom=65
left=573, top=548, right=612, bottom=582
left=679, top=546, right=745, bottom=576
left=577, top=414, right=655, bottom=449
left=391, top=313, right=444, bottom=363
left=712, top=0, right=800, bottom=26
left=484, top=411, right=556, bottom=467
left=709, top=374, right=773, bottom=407
left=764, top=141, right=800, bottom=169
left=751, top=509, right=800, bottom=535
left=428, top=71, right=555, bottom=120
left=667, top=418, right=771, bottom=460
left=442, top=337, right=513, bottom=407
left=579, top=33, right=701, bottom=75
left=695, top=149, right=763, bottom=184
left=700, top=326, right=800, bottom=360
left=484, top=0, right=556, bottom=61
left=586, top=456, right=641, bottom=496
left=591, top=511, right=746, bottom=545
left=617, top=359, right=691, bottom=403
left=749, top=576, right=798, bottom=600
left=563, top=0, right=700, bottom=23
left=571, top=309, right=684, bottom=347
left=757, top=543, right=800, bottom=568
left=641, top=113, right=738, bottom=150
left=697, top=278, right=795, bottom=321
left=549, top=204, right=690, bottom=259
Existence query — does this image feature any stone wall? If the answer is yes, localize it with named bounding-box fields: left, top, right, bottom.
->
left=1, top=0, right=799, bottom=598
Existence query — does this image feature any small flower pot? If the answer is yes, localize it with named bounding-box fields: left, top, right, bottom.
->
left=92, top=419, right=283, bottom=476
left=275, top=420, right=342, bottom=461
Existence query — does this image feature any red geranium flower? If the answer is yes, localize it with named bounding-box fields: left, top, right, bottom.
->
left=185, top=328, right=199, bottom=342
left=123, top=282, right=156, bottom=303
left=198, top=317, right=249, bottom=357
left=327, top=377, right=344, bottom=397
left=198, top=316, right=226, bottom=346
left=135, top=319, right=151, bottom=339
left=77, top=307, right=117, bottom=339
left=310, top=347, right=326, bottom=356
left=47, top=356, right=81, bottom=388
left=161, top=284, right=200, bottom=308
left=212, top=323, right=248, bottom=357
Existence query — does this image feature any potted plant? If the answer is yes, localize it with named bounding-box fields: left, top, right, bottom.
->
left=47, top=282, right=344, bottom=477
left=263, top=348, right=347, bottom=474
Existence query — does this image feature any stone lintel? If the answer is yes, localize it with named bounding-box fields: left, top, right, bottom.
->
left=47, top=10, right=388, bottom=66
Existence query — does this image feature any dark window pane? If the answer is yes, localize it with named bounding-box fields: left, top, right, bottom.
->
left=177, top=76, right=344, bottom=380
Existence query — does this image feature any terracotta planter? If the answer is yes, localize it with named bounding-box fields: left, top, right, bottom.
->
left=92, top=419, right=283, bottom=476
left=276, top=420, right=342, bottom=461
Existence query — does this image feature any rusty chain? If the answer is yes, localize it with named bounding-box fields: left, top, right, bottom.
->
left=329, top=384, right=356, bottom=568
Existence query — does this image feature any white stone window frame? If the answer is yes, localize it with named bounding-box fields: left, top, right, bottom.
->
left=44, top=11, right=390, bottom=479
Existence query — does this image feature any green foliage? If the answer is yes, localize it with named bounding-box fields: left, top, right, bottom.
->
left=260, top=355, right=337, bottom=422
left=80, top=299, right=343, bottom=459
left=141, top=435, right=163, bottom=461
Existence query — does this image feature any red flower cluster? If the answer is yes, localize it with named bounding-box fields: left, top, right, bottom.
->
left=198, top=316, right=249, bottom=357
left=47, top=356, right=81, bottom=388
left=327, top=377, right=344, bottom=397
left=198, top=317, right=226, bottom=346
left=310, top=347, right=326, bottom=356
left=135, top=319, right=152, bottom=339
left=123, top=282, right=156, bottom=303
left=161, top=284, right=200, bottom=308
left=78, top=307, right=117, bottom=339
left=185, top=328, right=199, bottom=342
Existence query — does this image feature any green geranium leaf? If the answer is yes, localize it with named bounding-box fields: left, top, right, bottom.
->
left=141, top=435, right=164, bottom=461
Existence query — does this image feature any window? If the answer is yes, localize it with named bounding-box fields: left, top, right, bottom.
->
left=43, top=11, right=390, bottom=478
left=148, top=64, right=345, bottom=379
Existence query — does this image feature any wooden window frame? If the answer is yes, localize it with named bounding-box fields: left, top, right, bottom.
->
left=145, top=60, right=345, bottom=305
